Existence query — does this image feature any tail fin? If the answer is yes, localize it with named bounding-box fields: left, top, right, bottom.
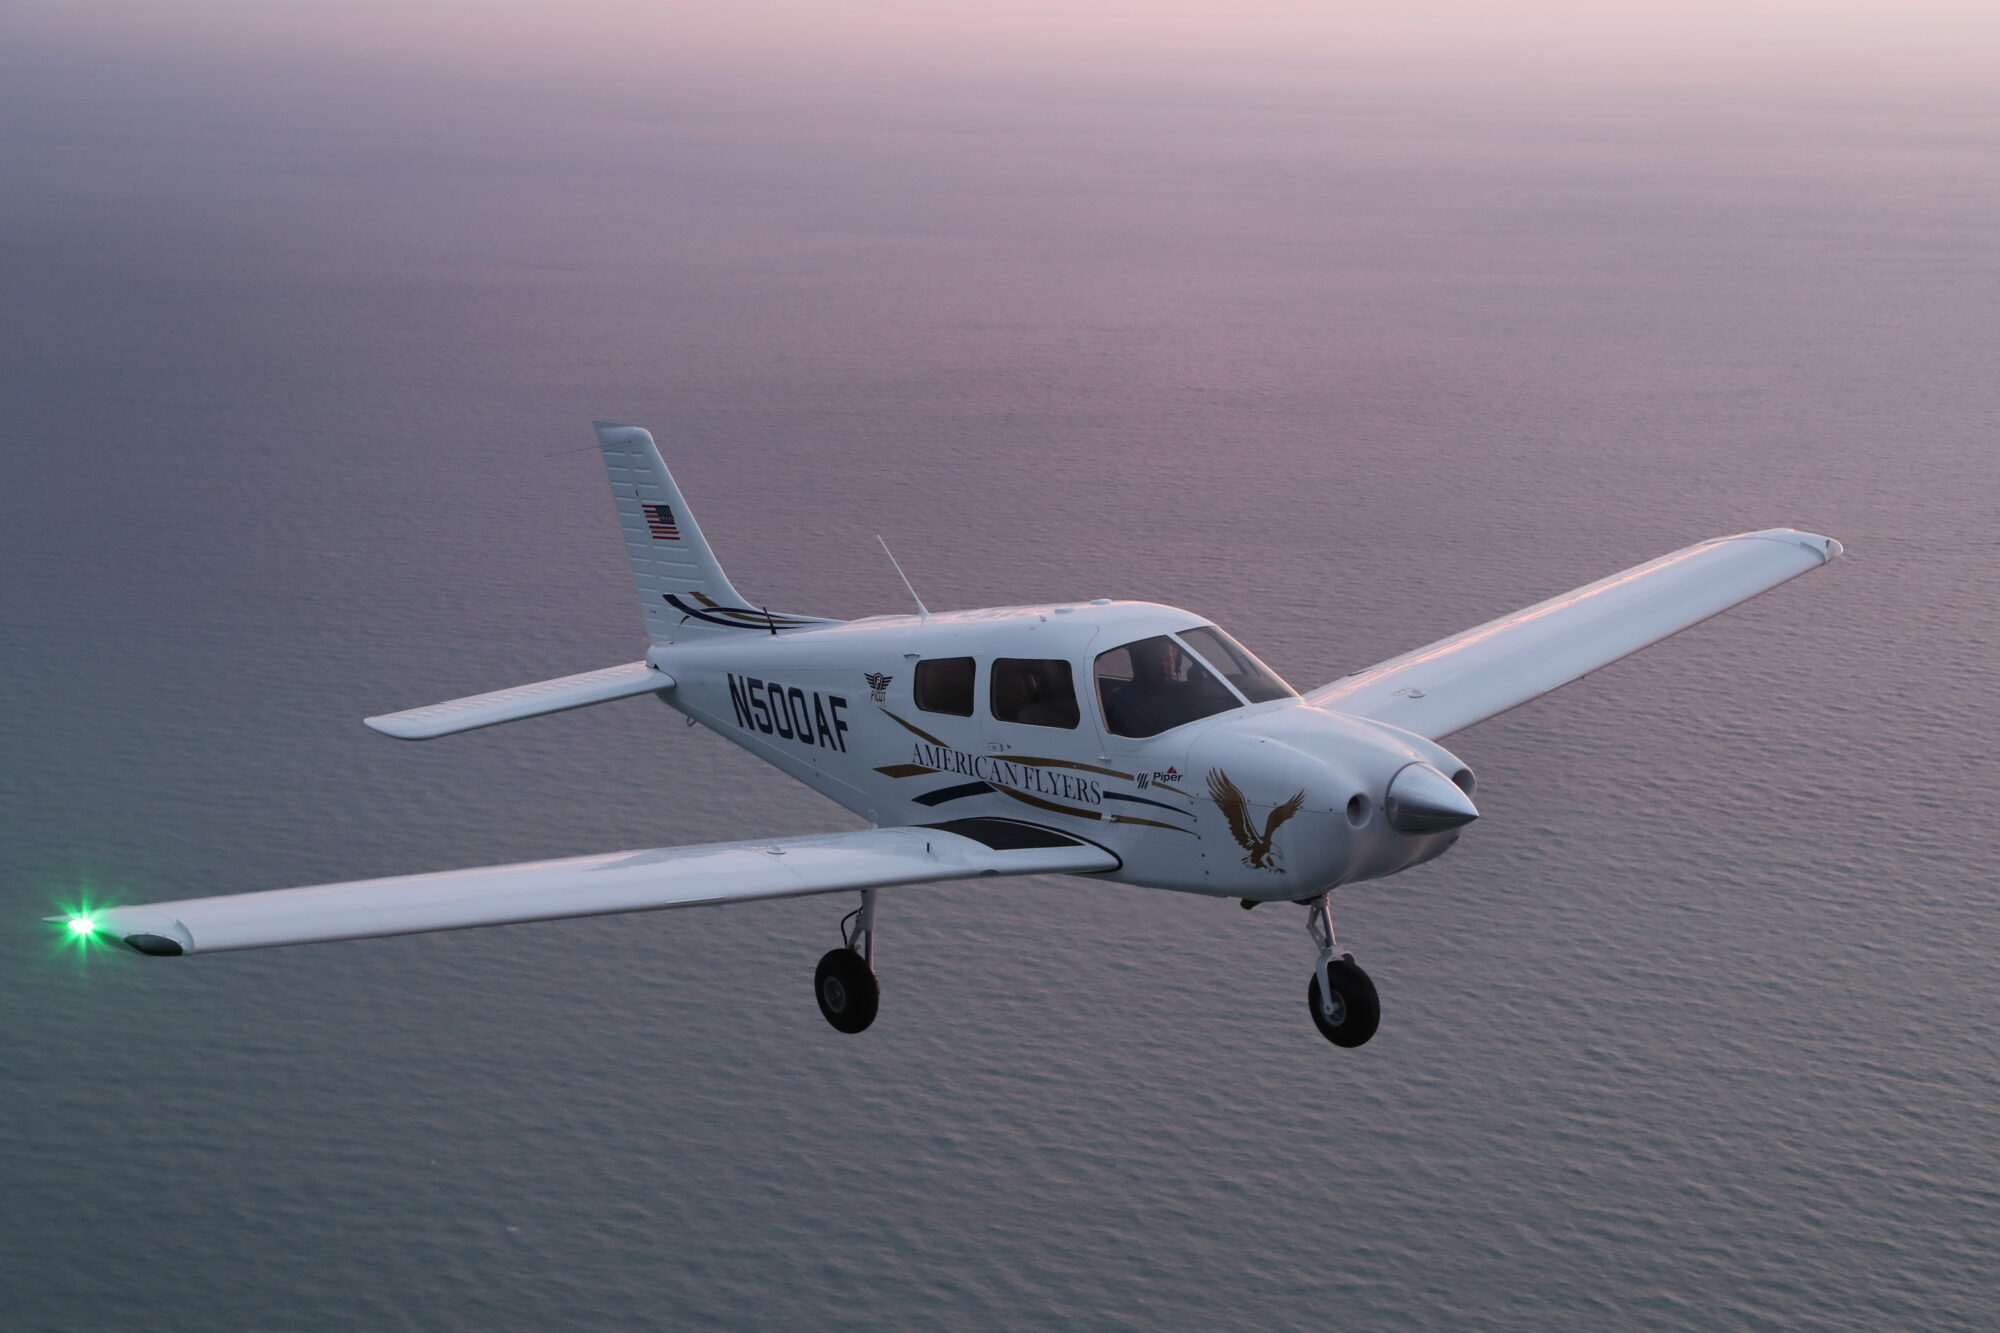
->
left=593, top=421, right=835, bottom=643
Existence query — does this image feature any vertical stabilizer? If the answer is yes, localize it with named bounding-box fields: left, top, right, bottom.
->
left=593, top=421, right=833, bottom=642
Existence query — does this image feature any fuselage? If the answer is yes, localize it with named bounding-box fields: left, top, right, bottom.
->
left=649, top=601, right=1474, bottom=902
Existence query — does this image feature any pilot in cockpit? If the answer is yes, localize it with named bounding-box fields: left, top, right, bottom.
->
left=1102, top=635, right=1232, bottom=738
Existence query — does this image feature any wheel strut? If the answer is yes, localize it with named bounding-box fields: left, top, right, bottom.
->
left=1303, top=891, right=1380, bottom=1048
left=1305, top=893, right=1345, bottom=986
left=840, top=888, right=877, bottom=964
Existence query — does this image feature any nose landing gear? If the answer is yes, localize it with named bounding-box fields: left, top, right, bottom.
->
left=1305, top=892, right=1379, bottom=1048
left=815, top=888, right=880, bottom=1034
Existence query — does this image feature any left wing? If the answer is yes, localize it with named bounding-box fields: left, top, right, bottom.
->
left=1307, top=528, right=1840, bottom=741
left=63, top=820, right=1116, bottom=956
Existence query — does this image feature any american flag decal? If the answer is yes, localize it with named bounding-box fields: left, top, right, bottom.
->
left=643, top=504, right=680, bottom=541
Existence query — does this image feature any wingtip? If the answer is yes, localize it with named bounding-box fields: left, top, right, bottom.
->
left=57, top=910, right=195, bottom=955
left=1780, top=529, right=1844, bottom=563
left=1721, top=528, right=1844, bottom=564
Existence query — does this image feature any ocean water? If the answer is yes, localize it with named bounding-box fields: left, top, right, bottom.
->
left=4, top=28, right=1998, bottom=1332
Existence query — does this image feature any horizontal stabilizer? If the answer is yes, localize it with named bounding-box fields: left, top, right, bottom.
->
left=1309, top=528, right=1841, bottom=740
left=64, top=820, right=1117, bottom=956
left=365, top=662, right=672, bottom=740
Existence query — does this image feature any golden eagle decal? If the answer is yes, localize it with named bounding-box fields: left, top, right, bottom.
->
left=1208, top=768, right=1306, bottom=871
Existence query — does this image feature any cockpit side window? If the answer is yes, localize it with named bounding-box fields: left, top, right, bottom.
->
left=1177, top=625, right=1295, bottom=704
left=1096, top=635, right=1239, bottom=739
left=914, top=657, right=976, bottom=716
left=990, top=658, right=1080, bottom=729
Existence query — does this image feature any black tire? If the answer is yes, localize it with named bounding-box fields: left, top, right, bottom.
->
left=1307, top=955, right=1380, bottom=1048
left=814, top=947, right=879, bottom=1034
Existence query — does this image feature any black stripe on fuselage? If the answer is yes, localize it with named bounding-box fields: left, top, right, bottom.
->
left=912, top=781, right=996, bottom=807
left=1102, top=790, right=1195, bottom=818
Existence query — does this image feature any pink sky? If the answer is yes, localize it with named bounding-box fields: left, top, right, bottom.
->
left=11, top=0, right=1998, bottom=90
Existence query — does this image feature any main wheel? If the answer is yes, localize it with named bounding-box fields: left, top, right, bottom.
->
left=814, top=947, right=880, bottom=1034
left=1307, top=954, right=1380, bottom=1048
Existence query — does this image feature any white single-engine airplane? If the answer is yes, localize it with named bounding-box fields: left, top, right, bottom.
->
left=62, top=423, right=1841, bottom=1046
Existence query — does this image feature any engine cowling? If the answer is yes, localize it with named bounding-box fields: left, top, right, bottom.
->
left=1183, top=703, right=1478, bottom=898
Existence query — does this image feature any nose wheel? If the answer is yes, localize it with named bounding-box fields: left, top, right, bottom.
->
left=1308, top=956, right=1379, bottom=1047
left=1305, top=893, right=1379, bottom=1047
left=815, top=889, right=880, bottom=1034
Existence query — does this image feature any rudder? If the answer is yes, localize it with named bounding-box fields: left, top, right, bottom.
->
left=594, top=421, right=833, bottom=642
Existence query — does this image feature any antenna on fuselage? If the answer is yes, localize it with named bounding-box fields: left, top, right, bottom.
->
left=876, top=535, right=929, bottom=621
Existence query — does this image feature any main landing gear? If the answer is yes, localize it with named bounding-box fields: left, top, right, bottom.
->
left=1304, top=892, right=1379, bottom=1048
left=815, top=889, right=880, bottom=1034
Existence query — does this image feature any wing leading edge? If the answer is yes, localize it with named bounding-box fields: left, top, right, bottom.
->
left=68, top=820, right=1116, bottom=956
left=1308, top=528, right=1841, bottom=741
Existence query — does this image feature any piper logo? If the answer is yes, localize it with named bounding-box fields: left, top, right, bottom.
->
left=1136, top=766, right=1184, bottom=790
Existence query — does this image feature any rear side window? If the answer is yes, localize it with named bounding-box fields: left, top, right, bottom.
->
left=914, top=657, right=975, bottom=716
left=1178, top=625, right=1295, bottom=704
left=990, top=658, right=1079, bottom=729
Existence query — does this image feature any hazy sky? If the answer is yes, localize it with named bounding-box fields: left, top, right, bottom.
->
left=10, top=0, right=1998, bottom=88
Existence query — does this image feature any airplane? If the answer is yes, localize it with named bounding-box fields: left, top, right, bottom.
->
left=57, top=422, right=1842, bottom=1047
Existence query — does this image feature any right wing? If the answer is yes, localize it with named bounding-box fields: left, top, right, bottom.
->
left=1307, top=528, right=1840, bottom=741
left=66, top=819, right=1116, bottom=957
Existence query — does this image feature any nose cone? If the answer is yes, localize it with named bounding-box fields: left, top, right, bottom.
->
left=1385, top=763, right=1480, bottom=834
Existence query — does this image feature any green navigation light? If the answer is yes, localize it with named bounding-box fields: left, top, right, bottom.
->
left=50, top=888, right=112, bottom=960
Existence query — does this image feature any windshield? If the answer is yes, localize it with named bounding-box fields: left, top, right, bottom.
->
left=1095, top=635, right=1240, bottom=738
left=1177, top=625, right=1295, bottom=703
